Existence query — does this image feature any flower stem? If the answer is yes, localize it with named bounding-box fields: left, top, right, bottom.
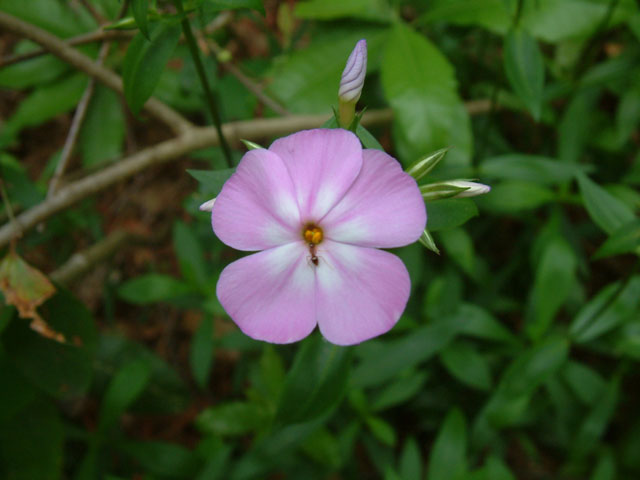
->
left=172, top=0, right=233, bottom=167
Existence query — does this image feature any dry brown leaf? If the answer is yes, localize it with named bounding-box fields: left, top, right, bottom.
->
left=0, top=250, right=65, bottom=343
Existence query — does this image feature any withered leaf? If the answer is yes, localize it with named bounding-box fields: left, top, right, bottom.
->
left=0, top=250, right=64, bottom=342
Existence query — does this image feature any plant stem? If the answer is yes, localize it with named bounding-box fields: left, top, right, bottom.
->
left=0, top=178, right=20, bottom=247
left=172, top=0, right=233, bottom=167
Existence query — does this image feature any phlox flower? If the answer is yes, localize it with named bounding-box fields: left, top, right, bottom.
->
left=211, top=129, right=426, bottom=345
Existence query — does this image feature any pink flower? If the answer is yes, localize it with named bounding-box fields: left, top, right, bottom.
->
left=212, top=129, right=426, bottom=346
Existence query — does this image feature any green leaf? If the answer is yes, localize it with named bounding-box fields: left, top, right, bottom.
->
left=371, top=370, right=429, bottom=411
left=95, top=334, right=190, bottom=414
left=3, top=288, right=97, bottom=399
left=187, top=168, right=235, bottom=196
left=504, top=28, right=545, bottom=120
left=268, top=28, right=386, bottom=114
left=480, top=336, right=568, bottom=429
left=477, top=181, right=554, bottom=212
left=79, top=85, right=125, bottom=167
left=190, top=315, right=214, bottom=389
left=484, top=456, right=516, bottom=480
left=295, top=0, right=392, bottom=21
left=365, top=416, right=396, bottom=446
left=0, top=353, right=36, bottom=425
left=0, top=40, right=69, bottom=89
left=118, top=274, right=194, bottom=304
left=354, top=317, right=462, bottom=388
left=196, top=401, right=269, bottom=436
left=1, top=74, right=88, bottom=145
left=525, top=236, right=577, bottom=341
left=201, top=0, right=264, bottom=13
left=438, top=228, right=476, bottom=278
left=479, top=154, right=589, bottom=184
left=356, top=124, right=384, bottom=150
left=572, top=376, right=620, bottom=458
left=420, top=0, right=637, bottom=43
left=0, top=399, right=64, bottom=480
left=427, top=408, right=467, bottom=480
left=561, top=361, right=606, bottom=406
left=122, top=21, right=181, bottom=115
left=120, top=441, right=199, bottom=477
left=0, top=0, right=96, bottom=37
left=131, top=0, right=150, bottom=39
left=381, top=22, right=472, bottom=167
left=593, top=219, right=640, bottom=259
left=558, top=88, right=599, bottom=163
left=399, top=437, right=422, bottom=480
left=173, top=221, right=208, bottom=289
left=276, top=335, right=351, bottom=425
left=425, top=199, right=479, bottom=232
left=98, top=360, right=152, bottom=432
left=440, top=340, right=492, bottom=391
left=577, top=173, right=636, bottom=234
left=455, top=304, right=518, bottom=344
left=570, top=276, right=640, bottom=343
left=590, top=450, right=616, bottom=480
left=301, top=428, right=342, bottom=469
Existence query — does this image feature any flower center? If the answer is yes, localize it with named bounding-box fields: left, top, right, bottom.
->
left=303, top=224, right=323, bottom=244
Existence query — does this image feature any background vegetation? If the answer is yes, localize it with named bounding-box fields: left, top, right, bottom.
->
left=1, top=0, right=639, bottom=479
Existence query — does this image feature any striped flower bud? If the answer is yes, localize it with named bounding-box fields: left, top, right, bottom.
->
left=338, top=39, right=367, bottom=128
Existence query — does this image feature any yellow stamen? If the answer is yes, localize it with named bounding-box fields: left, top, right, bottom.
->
left=303, top=225, right=323, bottom=244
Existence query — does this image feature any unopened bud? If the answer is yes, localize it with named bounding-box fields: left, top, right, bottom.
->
left=420, top=180, right=490, bottom=201
left=405, top=147, right=451, bottom=180
left=199, top=198, right=216, bottom=212
left=339, top=39, right=367, bottom=103
left=338, top=39, right=367, bottom=128
left=445, top=181, right=491, bottom=198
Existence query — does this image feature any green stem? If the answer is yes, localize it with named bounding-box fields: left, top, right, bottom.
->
left=172, top=0, right=233, bottom=167
left=513, top=0, right=525, bottom=28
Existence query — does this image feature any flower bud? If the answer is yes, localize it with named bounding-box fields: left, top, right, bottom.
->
left=405, top=147, right=451, bottom=181
left=446, top=180, right=491, bottom=198
left=420, top=180, right=490, bottom=201
left=199, top=198, right=216, bottom=212
left=338, top=39, right=367, bottom=128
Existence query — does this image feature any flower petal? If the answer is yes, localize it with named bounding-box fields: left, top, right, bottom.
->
left=212, top=149, right=300, bottom=250
left=217, top=243, right=317, bottom=344
left=315, top=241, right=410, bottom=345
left=322, top=149, right=426, bottom=248
left=269, top=129, right=363, bottom=222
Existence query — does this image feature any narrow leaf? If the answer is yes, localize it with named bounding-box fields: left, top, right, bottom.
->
left=504, top=28, right=545, bottom=120
left=123, top=21, right=181, bottom=115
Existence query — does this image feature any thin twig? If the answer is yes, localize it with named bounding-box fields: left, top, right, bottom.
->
left=0, top=178, right=20, bottom=245
left=0, top=11, right=230, bottom=68
left=0, top=30, right=134, bottom=68
left=205, top=38, right=290, bottom=116
left=48, top=42, right=111, bottom=198
left=0, top=11, right=193, bottom=135
left=0, top=109, right=394, bottom=248
left=47, top=0, right=130, bottom=198
left=78, top=0, right=108, bottom=25
left=50, top=230, right=132, bottom=286
left=173, top=0, right=234, bottom=166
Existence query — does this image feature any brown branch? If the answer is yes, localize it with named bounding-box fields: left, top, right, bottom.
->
left=0, top=30, right=134, bottom=68
left=50, top=230, right=132, bottom=286
left=48, top=42, right=111, bottom=198
left=0, top=109, right=393, bottom=248
left=0, top=11, right=193, bottom=135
